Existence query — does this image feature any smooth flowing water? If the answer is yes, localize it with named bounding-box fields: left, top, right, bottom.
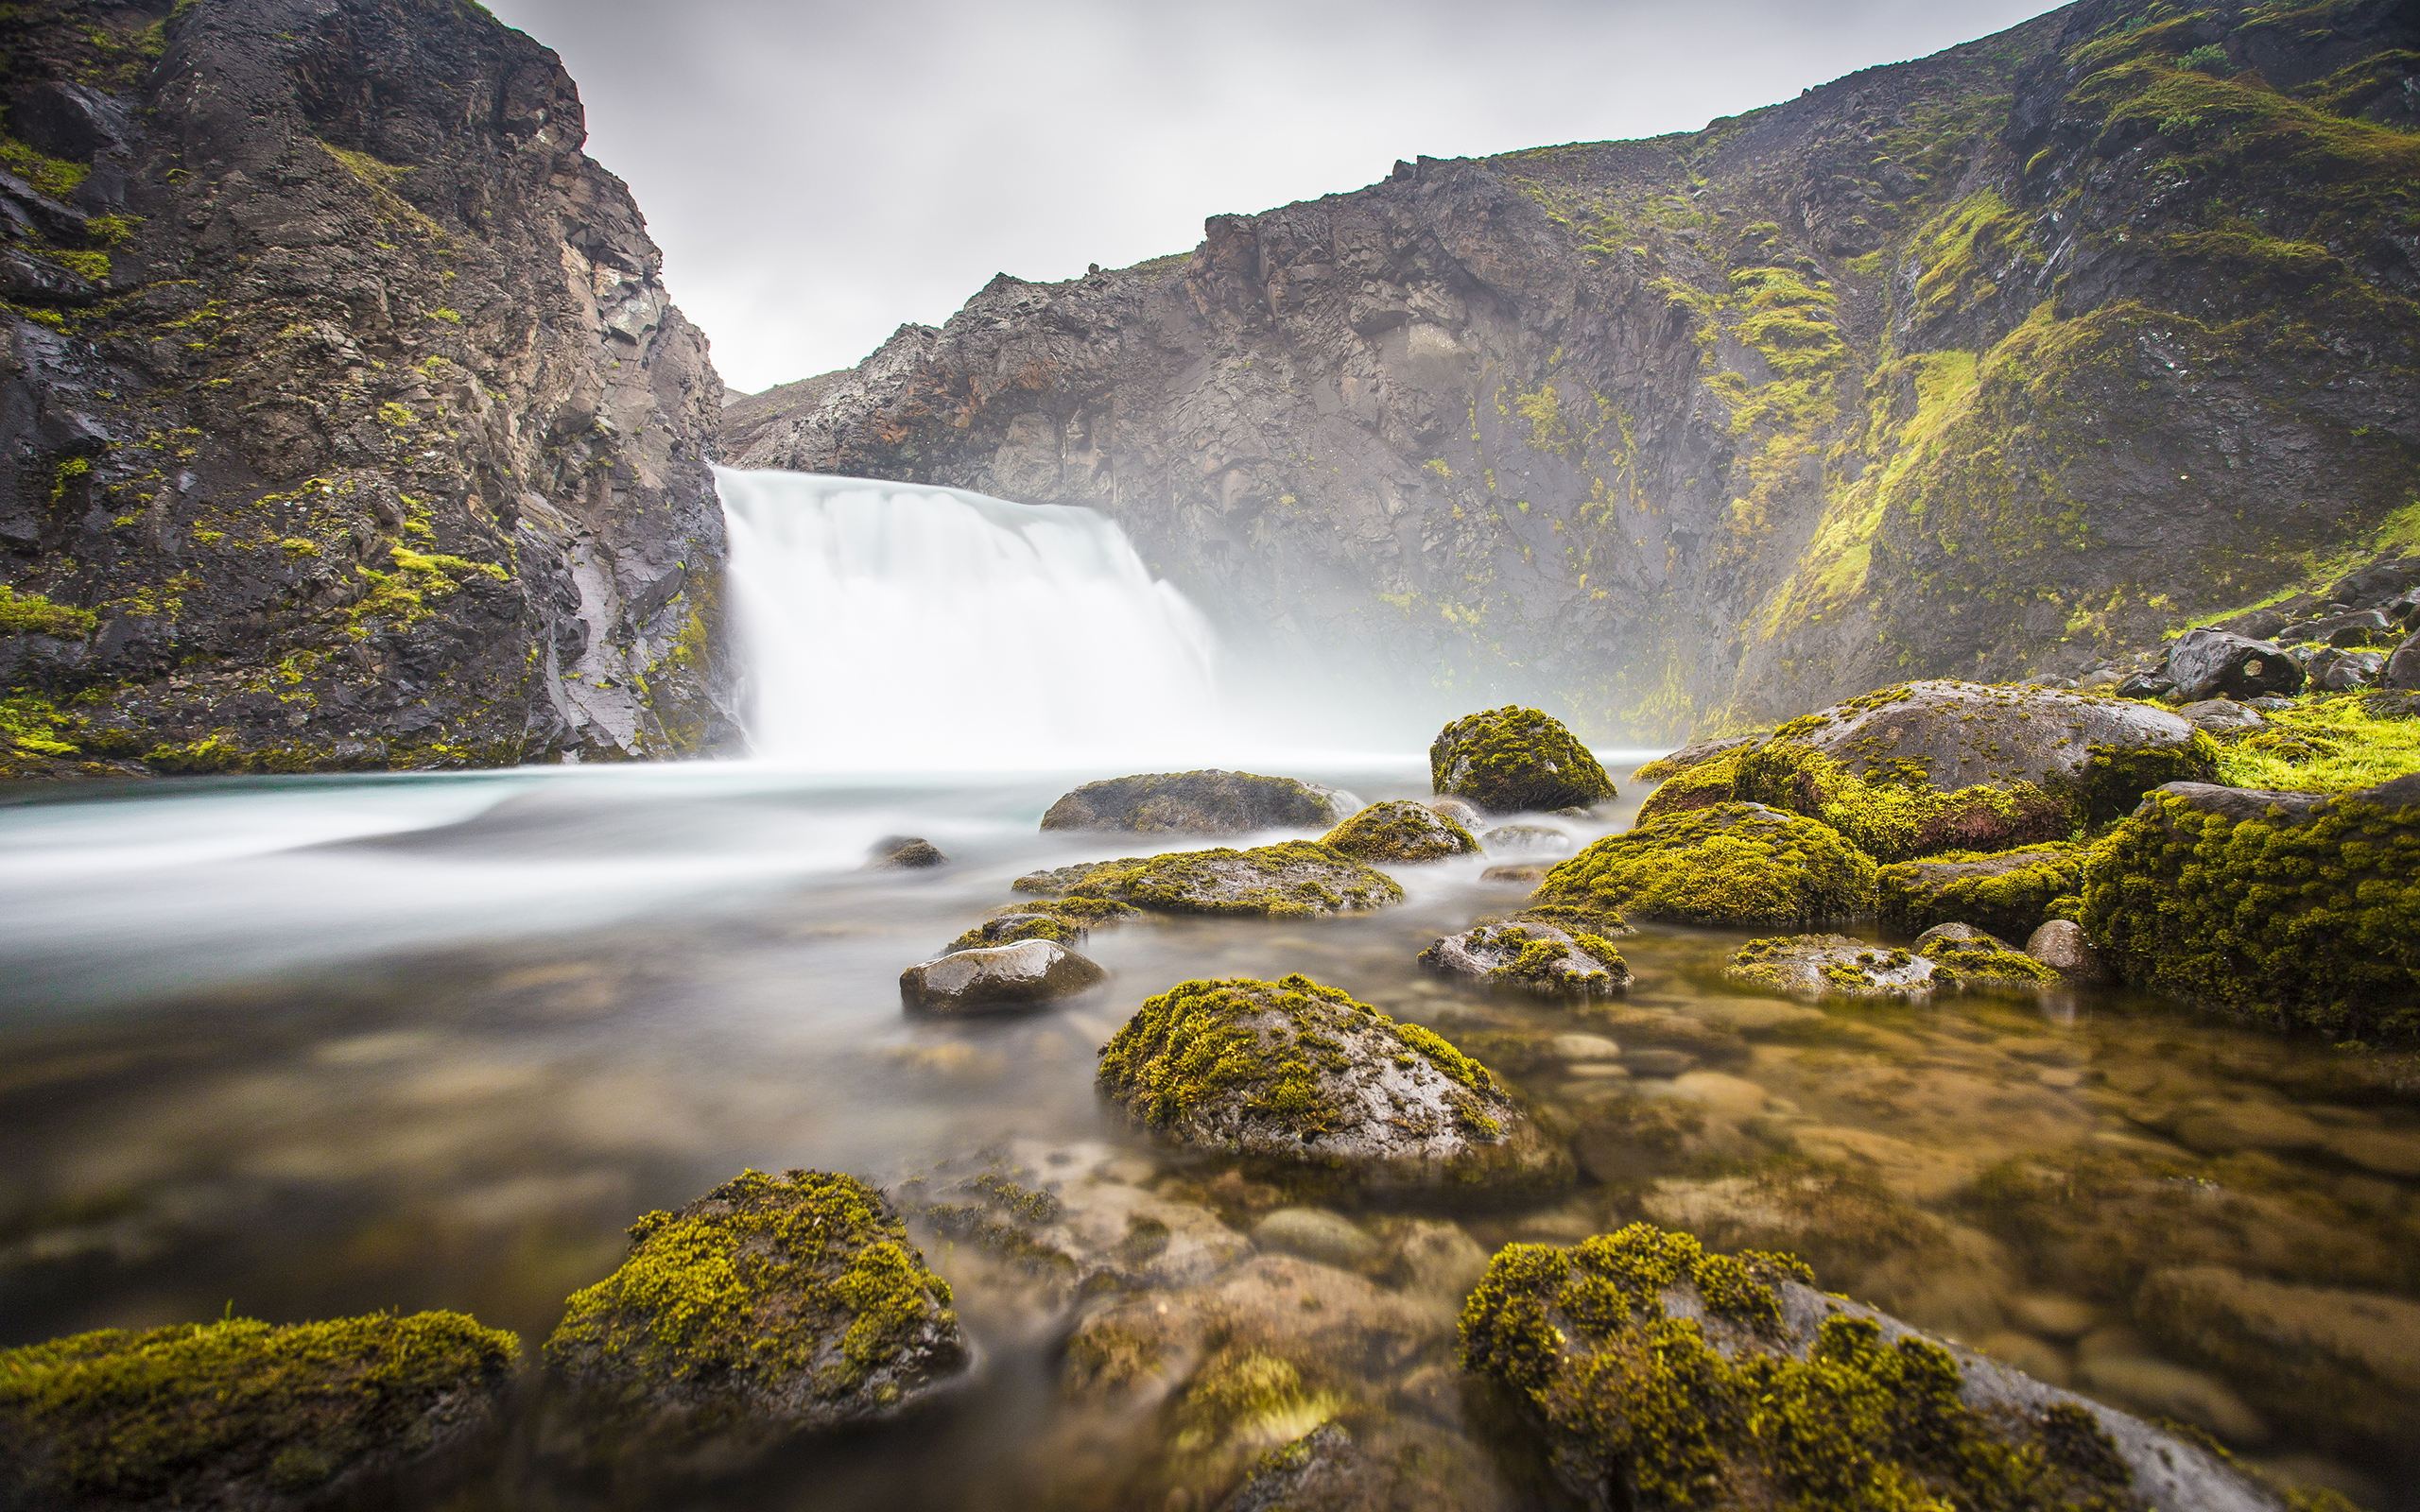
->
left=3, top=478, right=2414, bottom=1511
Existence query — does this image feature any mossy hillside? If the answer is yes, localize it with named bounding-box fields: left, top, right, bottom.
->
left=2217, top=694, right=2420, bottom=793
left=1532, top=803, right=1878, bottom=929
left=1319, top=799, right=1478, bottom=863
left=1458, top=1223, right=2143, bottom=1512
left=1876, top=841, right=2087, bottom=939
left=544, top=1170, right=966, bottom=1446
left=2078, top=778, right=2420, bottom=1040
left=0, top=586, right=99, bottom=640
left=1095, top=974, right=1569, bottom=1188
left=1011, top=841, right=1404, bottom=918
left=0, top=1311, right=518, bottom=1508
left=1430, top=707, right=1616, bottom=813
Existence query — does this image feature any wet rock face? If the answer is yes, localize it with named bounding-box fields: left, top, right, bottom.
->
left=899, top=939, right=1106, bottom=1014
left=1533, top=802, right=1876, bottom=929
left=1420, top=919, right=1629, bottom=997
left=543, top=1169, right=966, bottom=1475
left=1429, top=707, right=1615, bottom=815
left=1, top=0, right=735, bottom=779
left=1041, top=770, right=1357, bottom=833
left=0, top=1311, right=519, bottom=1512
left=1319, top=799, right=1478, bottom=862
left=1095, top=974, right=1572, bottom=1191
left=1012, top=841, right=1404, bottom=918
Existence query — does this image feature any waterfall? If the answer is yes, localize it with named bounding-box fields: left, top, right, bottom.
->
left=717, top=468, right=1227, bottom=769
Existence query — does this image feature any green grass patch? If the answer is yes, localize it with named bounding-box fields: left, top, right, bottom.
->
left=2217, top=695, right=2420, bottom=793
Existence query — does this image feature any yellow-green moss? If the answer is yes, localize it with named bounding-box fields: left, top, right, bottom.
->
left=1636, top=750, right=1747, bottom=820
left=1876, top=841, right=2086, bottom=938
left=1319, top=799, right=1478, bottom=862
left=1734, top=741, right=2072, bottom=863
left=1917, top=929, right=2061, bottom=986
left=1431, top=706, right=1617, bottom=812
left=0, top=1312, right=517, bottom=1505
left=1534, top=802, right=1877, bottom=928
left=2217, top=696, right=2420, bottom=793
left=1011, top=841, right=1404, bottom=918
left=0, top=585, right=97, bottom=639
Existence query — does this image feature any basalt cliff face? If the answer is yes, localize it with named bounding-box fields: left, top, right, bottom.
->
left=1, top=0, right=736, bottom=777
left=731, top=0, right=2420, bottom=742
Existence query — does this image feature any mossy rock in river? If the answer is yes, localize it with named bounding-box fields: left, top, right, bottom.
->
left=1319, top=799, right=1478, bottom=863
left=544, top=1170, right=967, bottom=1473
left=1531, top=803, right=1876, bottom=929
left=1726, top=923, right=2055, bottom=1001
left=1012, top=841, right=1403, bottom=918
left=1096, top=974, right=1572, bottom=1192
left=1459, top=1224, right=2290, bottom=1512
left=0, top=1311, right=518, bottom=1512
left=1040, top=770, right=1357, bottom=833
left=2078, top=775, right=2420, bottom=1040
left=1876, top=841, right=2086, bottom=940
left=941, top=897, right=1135, bottom=954
left=1420, top=919, right=1630, bottom=997
left=1429, top=707, right=1616, bottom=814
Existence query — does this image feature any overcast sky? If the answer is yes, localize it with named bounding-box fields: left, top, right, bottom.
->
left=480, top=0, right=2060, bottom=396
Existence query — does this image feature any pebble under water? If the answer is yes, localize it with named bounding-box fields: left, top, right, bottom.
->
left=3, top=761, right=2416, bottom=1511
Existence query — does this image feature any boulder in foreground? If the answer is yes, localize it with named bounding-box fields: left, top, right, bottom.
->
left=1013, top=842, right=1403, bottom=918
left=1460, top=1223, right=2285, bottom=1512
left=0, top=1312, right=517, bottom=1512
left=544, top=1170, right=967, bottom=1472
left=1319, top=799, right=1478, bottom=862
left=901, top=940, right=1107, bottom=1014
left=1096, top=974, right=1572, bottom=1192
left=1430, top=707, right=1616, bottom=814
left=1040, top=771, right=1356, bottom=833
left=1532, top=803, right=1876, bottom=928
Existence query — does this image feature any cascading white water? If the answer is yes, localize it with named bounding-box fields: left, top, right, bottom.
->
left=717, top=468, right=1227, bottom=769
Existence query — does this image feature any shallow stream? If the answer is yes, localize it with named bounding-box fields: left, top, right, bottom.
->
left=4, top=761, right=2415, bottom=1510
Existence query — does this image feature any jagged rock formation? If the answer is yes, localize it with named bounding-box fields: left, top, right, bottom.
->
left=728, top=0, right=2419, bottom=741
left=2, top=0, right=736, bottom=776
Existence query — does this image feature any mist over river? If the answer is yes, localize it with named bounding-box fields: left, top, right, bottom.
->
left=3, top=478, right=2414, bottom=1511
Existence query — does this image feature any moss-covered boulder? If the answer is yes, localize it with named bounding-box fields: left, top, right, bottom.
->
left=544, top=1170, right=967, bottom=1470
left=942, top=897, right=1136, bottom=955
left=1318, top=799, right=1478, bottom=863
left=1726, top=936, right=1935, bottom=998
left=1420, top=919, right=1630, bottom=997
left=1876, top=841, right=2086, bottom=940
left=1012, top=842, right=1403, bottom=918
left=1095, top=974, right=1572, bottom=1192
left=1651, top=681, right=2215, bottom=862
left=1531, top=803, right=1876, bottom=929
left=0, top=1312, right=518, bottom=1512
left=1459, top=1224, right=2274, bottom=1512
left=1040, top=770, right=1357, bottom=833
left=1429, top=707, right=1616, bottom=814
left=2078, top=776, right=2420, bottom=1040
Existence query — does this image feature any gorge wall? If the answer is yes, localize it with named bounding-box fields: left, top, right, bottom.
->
left=730, top=0, right=2420, bottom=743
left=1, top=0, right=735, bottom=777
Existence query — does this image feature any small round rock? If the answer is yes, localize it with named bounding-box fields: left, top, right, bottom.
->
left=900, top=940, right=1107, bottom=1014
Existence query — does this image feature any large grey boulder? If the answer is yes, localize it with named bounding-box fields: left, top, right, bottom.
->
left=900, top=939, right=1106, bottom=1013
left=2168, top=628, right=2307, bottom=701
left=1040, top=770, right=1356, bottom=833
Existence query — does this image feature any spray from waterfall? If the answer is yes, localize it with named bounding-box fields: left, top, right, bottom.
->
left=717, top=469, right=1230, bottom=769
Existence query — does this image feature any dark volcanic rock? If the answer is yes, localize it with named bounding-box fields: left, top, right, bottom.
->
left=1039, top=770, right=1355, bottom=833
left=1, top=0, right=735, bottom=779
left=2388, top=632, right=2420, bottom=691
left=899, top=939, right=1106, bottom=1014
left=2169, top=629, right=2307, bottom=701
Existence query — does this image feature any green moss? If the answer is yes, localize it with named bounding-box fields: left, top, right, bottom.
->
left=1319, top=799, right=1478, bottom=862
left=1876, top=841, right=2086, bottom=938
left=545, top=1169, right=960, bottom=1415
left=1534, top=802, right=1877, bottom=928
left=1917, top=930, right=2060, bottom=986
left=1734, top=740, right=2072, bottom=863
left=1460, top=1225, right=2135, bottom=1512
left=1431, top=706, right=1616, bottom=812
left=942, top=911, right=1084, bottom=954
left=1011, top=840, right=1404, bottom=919
left=0, top=584, right=97, bottom=639
left=0, top=1312, right=517, bottom=1505
left=2217, top=696, right=2420, bottom=793
left=2077, top=731, right=2221, bottom=822
left=1636, top=750, right=1746, bottom=820
left=0, top=134, right=90, bottom=201
left=2079, top=781, right=2420, bottom=1040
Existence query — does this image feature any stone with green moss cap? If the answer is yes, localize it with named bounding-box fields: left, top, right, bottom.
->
left=0, top=1310, right=517, bottom=1512
left=543, top=1169, right=967, bottom=1473
left=2079, top=775, right=2420, bottom=1040
left=1531, top=802, right=1876, bottom=929
left=1459, top=1222, right=2290, bottom=1512
left=1726, top=923, right=2056, bottom=1000
left=1421, top=918, right=1630, bottom=997
left=1040, top=770, right=1358, bottom=833
left=1013, top=841, right=1403, bottom=918
left=1096, top=974, right=1572, bottom=1191
left=1876, top=840, right=2086, bottom=939
left=1319, top=799, right=1478, bottom=863
left=1429, top=707, right=1616, bottom=814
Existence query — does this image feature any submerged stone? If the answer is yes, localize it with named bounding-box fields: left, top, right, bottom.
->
left=1013, top=841, right=1404, bottom=918
left=1429, top=707, right=1616, bottom=814
left=1040, top=770, right=1357, bottom=834
left=1095, top=974, right=1572, bottom=1192
left=1420, top=919, right=1630, bottom=997
left=1876, top=841, right=2085, bottom=940
left=0, top=1311, right=518, bottom=1512
left=1318, top=799, right=1478, bottom=863
left=543, top=1170, right=967, bottom=1473
left=900, top=939, right=1107, bottom=1014
left=1726, top=925, right=2055, bottom=1000
left=1532, top=802, right=1876, bottom=929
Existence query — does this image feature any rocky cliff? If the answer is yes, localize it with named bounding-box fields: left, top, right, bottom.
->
left=1, top=0, right=736, bottom=777
left=729, top=0, right=2420, bottom=743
